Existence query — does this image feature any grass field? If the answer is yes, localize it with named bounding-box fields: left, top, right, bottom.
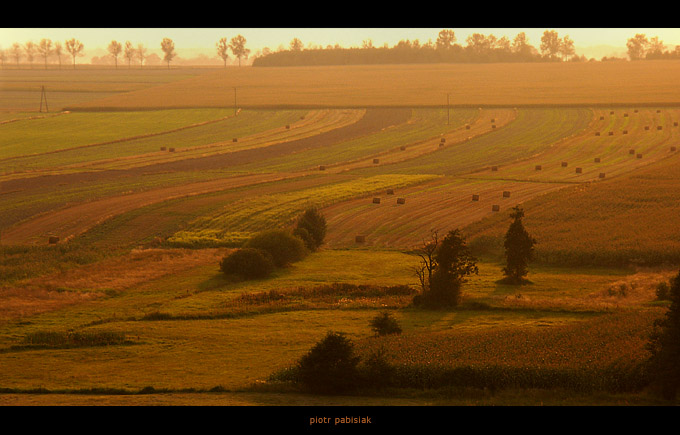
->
left=2, top=64, right=680, bottom=408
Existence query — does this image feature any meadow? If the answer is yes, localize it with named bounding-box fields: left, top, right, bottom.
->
left=1, top=63, right=680, bottom=407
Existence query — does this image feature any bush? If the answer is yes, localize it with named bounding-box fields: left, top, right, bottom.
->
left=292, top=227, right=315, bottom=252
left=220, top=248, right=275, bottom=280
left=295, top=207, right=327, bottom=251
left=243, top=230, right=307, bottom=267
left=295, top=331, right=361, bottom=394
left=369, top=312, right=402, bottom=336
left=656, top=281, right=671, bottom=301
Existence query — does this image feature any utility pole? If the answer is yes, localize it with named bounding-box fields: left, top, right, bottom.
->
left=234, top=87, right=237, bottom=116
left=39, top=86, right=48, bottom=113
left=447, top=93, right=450, bottom=125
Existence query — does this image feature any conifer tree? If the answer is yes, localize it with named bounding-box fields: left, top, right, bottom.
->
left=502, top=206, right=536, bottom=284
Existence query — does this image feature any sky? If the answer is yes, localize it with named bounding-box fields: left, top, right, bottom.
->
left=2, top=28, right=680, bottom=61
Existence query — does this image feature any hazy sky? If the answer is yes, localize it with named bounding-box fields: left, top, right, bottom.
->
left=2, top=28, right=680, bottom=59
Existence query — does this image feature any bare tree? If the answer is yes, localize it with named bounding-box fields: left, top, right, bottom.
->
left=108, top=40, right=122, bottom=68
left=229, top=35, right=249, bottom=66
left=24, top=41, right=36, bottom=68
left=65, top=38, right=84, bottom=69
left=10, top=43, right=21, bottom=67
left=37, top=39, right=53, bottom=69
left=136, top=43, right=147, bottom=67
left=414, top=230, right=439, bottom=294
left=124, top=41, right=135, bottom=68
left=160, top=38, right=176, bottom=69
left=54, top=41, right=63, bottom=69
left=216, top=37, right=229, bottom=67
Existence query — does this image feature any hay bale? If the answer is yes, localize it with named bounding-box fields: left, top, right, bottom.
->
left=440, top=138, right=446, bottom=143
left=599, top=116, right=605, bottom=120
left=595, top=132, right=600, bottom=136
left=465, top=124, right=471, bottom=130
left=657, top=109, right=661, bottom=113
left=373, top=158, right=380, bottom=164
left=160, top=146, right=166, bottom=151
left=48, top=236, right=59, bottom=244
left=657, top=126, right=663, bottom=130
left=233, top=138, right=238, bottom=142
left=629, top=149, right=635, bottom=155
left=594, top=157, right=601, bottom=163
left=599, top=173, right=606, bottom=178
left=355, top=235, right=365, bottom=243
left=400, top=146, right=406, bottom=151
left=319, top=165, right=326, bottom=171
left=634, top=109, right=639, bottom=113
left=491, top=118, right=496, bottom=123
left=386, top=189, right=394, bottom=195
left=396, top=198, right=406, bottom=204
left=608, top=131, right=614, bottom=136
left=439, top=142, right=445, bottom=148
left=535, top=165, right=542, bottom=171
left=624, top=113, right=628, bottom=117
left=168, top=147, right=175, bottom=152
left=610, top=111, right=615, bottom=115
left=674, top=122, right=678, bottom=127
left=645, top=126, right=650, bottom=130
left=503, top=191, right=511, bottom=198
left=637, top=154, right=643, bottom=159
left=492, top=125, right=496, bottom=129
left=576, top=167, right=582, bottom=174
left=491, top=166, right=498, bottom=172
left=671, top=146, right=677, bottom=152
left=472, top=194, right=480, bottom=201
left=492, top=205, right=500, bottom=212
left=623, top=130, right=628, bottom=134
left=561, top=162, right=568, bottom=167
left=285, top=124, right=290, bottom=129
left=372, top=198, right=381, bottom=204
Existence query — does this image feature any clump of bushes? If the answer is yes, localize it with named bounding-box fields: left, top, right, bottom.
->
left=243, top=229, right=307, bottom=268
left=656, top=280, right=671, bottom=301
left=369, top=312, right=402, bottom=336
left=21, top=330, right=129, bottom=349
left=220, top=247, right=275, bottom=280
left=294, top=207, right=327, bottom=251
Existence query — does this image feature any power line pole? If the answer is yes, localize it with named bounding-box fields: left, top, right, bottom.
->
left=234, top=87, right=237, bottom=116
left=39, top=86, right=48, bottom=113
left=447, top=93, right=450, bottom=125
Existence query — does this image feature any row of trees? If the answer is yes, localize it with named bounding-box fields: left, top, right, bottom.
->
left=626, top=33, right=680, bottom=60
left=0, top=35, right=250, bottom=69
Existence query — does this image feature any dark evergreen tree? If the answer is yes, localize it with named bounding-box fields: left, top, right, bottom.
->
left=502, top=206, right=536, bottom=284
left=646, top=269, right=680, bottom=400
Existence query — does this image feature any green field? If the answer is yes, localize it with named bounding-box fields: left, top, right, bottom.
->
left=1, top=65, right=680, bottom=408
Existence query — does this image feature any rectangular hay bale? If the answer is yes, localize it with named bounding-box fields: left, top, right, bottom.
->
left=355, top=235, right=365, bottom=243
left=472, top=194, right=479, bottom=201
left=576, top=167, right=582, bottom=173
left=492, top=205, right=500, bottom=212
left=396, top=198, right=406, bottom=204
left=372, top=198, right=381, bottom=204
left=503, top=191, right=511, bottom=198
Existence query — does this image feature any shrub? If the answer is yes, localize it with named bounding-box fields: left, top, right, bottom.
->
left=295, top=207, right=327, bottom=251
left=656, top=281, right=671, bottom=301
left=292, top=227, right=315, bottom=252
left=295, top=331, right=361, bottom=394
left=220, top=248, right=275, bottom=280
left=369, top=312, right=402, bottom=336
left=243, top=230, right=307, bottom=267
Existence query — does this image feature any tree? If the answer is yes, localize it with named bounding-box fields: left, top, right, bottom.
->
left=229, top=35, right=249, bottom=66
left=501, top=206, right=536, bottom=284
left=216, top=37, right=229, bottom=67
left=646, top=36, right=665, bottom=59
left=295, top=331, right=361, bottom=394
left=436, top=29, right=456, bottom=51
left=540, top=30, right=561, bottom=60
left=160, top=38, right=176, bottom=69
left=646, top=269, right=680, bottom=400
left=136, top=43, right=147, bottom=67
left=53, top=41, right=63, bottom=69
left=10, top=43, right=21, bottom=67
left=289, top=37, right=303, bottom=52
left=559, top=35, right=575, bottom=61
left=24, top=41, right=36, bottom=68
left=220, top=248, right=275, bottom=280
left=124, top=41, right=135, bottom=68
left=294, top=207, right=327, bottom=251
left=65, top=38, right=84, bottom=69
left=37, top=39, right=53, bottom=69
left=626, top=34, right=648, bottom=61
left=413, top=229, right=478, bottom=307
left=0, top=49, right=5, bottom=69
left=243, top=229, right=307, bottom=267
left=108, top=40, right=122, bottom=68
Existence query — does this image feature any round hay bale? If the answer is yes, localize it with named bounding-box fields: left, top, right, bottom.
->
left=168, top=147, right=175, bottom=152
left=472, top=194, right=480, bottom=201
left=355, top=235, right=365, bottom=243
left=623, top=130, right=628, bottom=134
left=440, top=138, right=446, bottom=143
left=372, top=198, right=381, bottom=204
left=396, top=198, right=406, bottom=204
left=491, top=118, right=496, bottom=123
left=386, top=189, right=394, bottom=195
left=561, top=162, right=568, bottom=167
left=671, top=146, right=677, bottom=152
left=595, top=132, right=600, bottom=136
left=599, top=173, right=606, bottom=179
left=657, top=109, right=661, bottom=113
left=608, top=131, right=614, bottom=136
left=160, top=146, right=166, bottom=151
left=535, top=165, right=542, bottom=171
left=233, top=138, right=238, bottom=142
left=624, top=113, right=628, bottom=117
left=400, top=146, right=406, bottom=151
left=285, top=124, right=290, bottom=129
left=594, top=157, right=601, bottom=163
left=575, top=167, right=582, bottom=174
left=319, top=165, right=326, bottom=171
left=492, top=205, right=500, bottom=212
left=503, top=191, right=511, bottom=198
left=48, top=236, right=59, bottom=244
left=645, top=126, right=650, bottom=130
left=373, top=158, right=380, bottom=164
left=465, top=124, right=471, bottom=130
left=674, top=122, right=678, bottom=127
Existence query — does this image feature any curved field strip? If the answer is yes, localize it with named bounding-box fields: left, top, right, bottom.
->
left=167, top=174, right=438, bottom=248
left=0, top=109, right=326, bottom=176
left=353, top=108, right=594, bottom=177
left=466, top=108, right=680, bottom=183
left=322, top=177, right=568, bottom=248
